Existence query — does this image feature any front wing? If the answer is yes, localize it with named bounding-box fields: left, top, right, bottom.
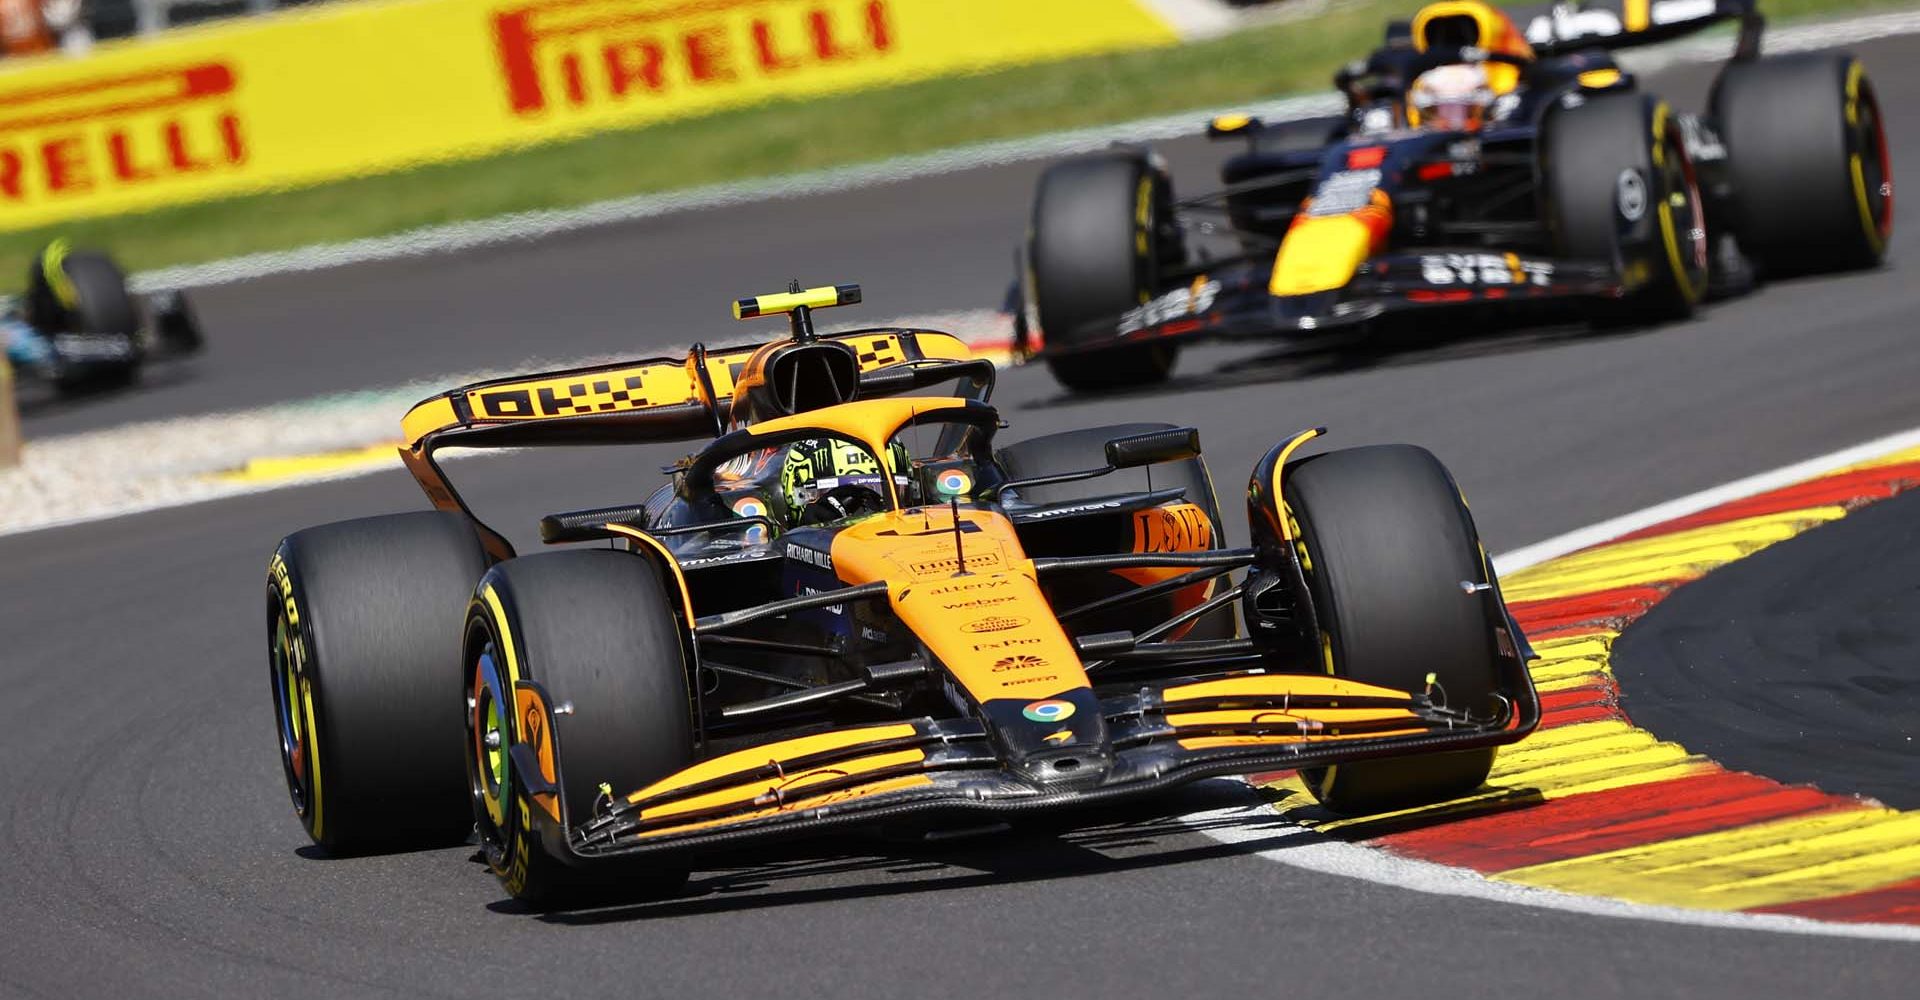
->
left=1037, top=250, right=1619, bottom=358
left=523, top=670, right=1538, bottom=865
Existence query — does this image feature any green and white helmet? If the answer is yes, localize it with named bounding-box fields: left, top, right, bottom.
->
left=779, top=438, right=910, bottom=523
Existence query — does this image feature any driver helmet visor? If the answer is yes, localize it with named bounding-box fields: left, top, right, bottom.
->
left=1421, top=98, right=1487, bottom=131
left=1410, top=63, right=1493, bottom=132
left=786, top=473, right=911, bottom=508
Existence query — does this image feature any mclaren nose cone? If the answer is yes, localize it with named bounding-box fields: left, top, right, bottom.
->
left=981, top=688, right=1114, bottom=788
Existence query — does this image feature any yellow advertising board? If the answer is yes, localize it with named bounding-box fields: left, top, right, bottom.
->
left=0, top=0, right=1177, bottom=231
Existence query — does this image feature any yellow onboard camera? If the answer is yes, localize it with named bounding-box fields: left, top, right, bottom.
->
left=732, top=282, right=862, bottom=340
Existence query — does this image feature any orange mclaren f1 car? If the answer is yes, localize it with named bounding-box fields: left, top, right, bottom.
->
left=266, top=285, right=1540, bottom=903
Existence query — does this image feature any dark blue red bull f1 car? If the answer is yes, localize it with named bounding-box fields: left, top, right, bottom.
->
left=1015, top=0, right=1892, bottom=391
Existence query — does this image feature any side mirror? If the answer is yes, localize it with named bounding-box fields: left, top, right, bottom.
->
left=1105, top=427, right=1201, bottom=469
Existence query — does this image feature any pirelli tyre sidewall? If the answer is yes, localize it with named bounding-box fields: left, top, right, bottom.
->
left=1281, top=445, right=1502, bottom=815
left=1544, top=91, right=1707, bottom=323
left=464, top=550, right=695, bottom=906
left=1711, top=52, right=1892, bottom=275
left=266, top=511, right=489, bottom=853
left=1030, top=151, right=1184, bottom=392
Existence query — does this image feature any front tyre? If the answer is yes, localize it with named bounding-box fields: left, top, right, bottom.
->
left=1030, top=152, right=1183, bottom=392
left=1712, top=52, right=1892, bottom=275
left=465, top=551, right=695, bottom=906
left=267, top=511, right=489, bottom=853
left=1283, top=445, right=1503, bottom=815
left=1545, top=94, right=1708, bottom=324
left=43, top=251, right=145, bottom=393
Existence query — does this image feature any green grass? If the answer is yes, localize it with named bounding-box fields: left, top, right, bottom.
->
left=0, top=0, right=1903, bottom=284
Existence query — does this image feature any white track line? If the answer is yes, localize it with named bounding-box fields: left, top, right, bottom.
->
left=1188, top=424, right=1920, bottom=941
left=1493, top=423, right=1920, bottom=573
left=127, top=7, right=1920, bottom=294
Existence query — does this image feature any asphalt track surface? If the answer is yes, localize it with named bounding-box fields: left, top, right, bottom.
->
left=5, top=32, right=1920, bottom=1000
left=1614, top=484, right=1920, bottom=811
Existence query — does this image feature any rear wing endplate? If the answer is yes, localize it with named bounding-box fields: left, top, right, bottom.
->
left=1514, top=0, right=1762, bottom=57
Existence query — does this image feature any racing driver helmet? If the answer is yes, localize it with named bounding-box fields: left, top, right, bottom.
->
left=1407, top=62, right=1495, bottom=132
left=779, top=438, right=912, bottom=525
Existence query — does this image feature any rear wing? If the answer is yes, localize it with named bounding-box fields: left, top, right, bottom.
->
left=396, top=326, right=979, bottom=558
left=400, top=327, right=973, bottom=451
left=1513, top=0, right=1762, bottom=57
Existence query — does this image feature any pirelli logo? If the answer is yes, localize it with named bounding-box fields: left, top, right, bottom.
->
left=0, top=62, right=247, bottom=205
left=493, top=0, right=895, bottom=118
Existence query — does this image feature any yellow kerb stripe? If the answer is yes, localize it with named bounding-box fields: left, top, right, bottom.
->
left=1499, top=508, right=1847, bottom=602
left=1495, top=808, right=1918, bottom=911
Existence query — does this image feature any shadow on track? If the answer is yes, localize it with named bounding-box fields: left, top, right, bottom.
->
left=12, top=363, right=203, bottom=421
left=1013, top=311, right=1683, bottom=410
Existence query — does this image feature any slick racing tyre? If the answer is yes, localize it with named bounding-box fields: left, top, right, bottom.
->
left=1030, top=152, right=1184, bottom=392
left=465, top=551, right=695, bottom=906
left=267, top=511, right=490, bottom=853
left=1544, top=93, right=1708, bottom=324
left=1283, top=445, right=1503, bottom=815
left=33, top=249, right=144, bottom=393
left=1711, top=52, right=1891, bottom=275
left=998, top=423, right=1234, bottom=642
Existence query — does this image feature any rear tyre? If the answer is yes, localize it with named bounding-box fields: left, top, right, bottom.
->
left=1030, top=153, right=1182, bottom=392
left=466, top=551, right=695, bottom=906
left=1712, top=52, right=1891, bottom=275
left=997, top=423, right=1233, bottom=641
left=1544, top=94, right=1708, bottom=325
left=44, top=251, right=145, bottom=392
left=1283, top=445, right=1501, bottom=815
left=266, top=511, right=490, bottom=853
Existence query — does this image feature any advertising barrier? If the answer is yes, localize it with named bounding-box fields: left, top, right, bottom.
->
left=0, top=354, right=17, bottom=467
left=0, top=0, right=1178, bottom=231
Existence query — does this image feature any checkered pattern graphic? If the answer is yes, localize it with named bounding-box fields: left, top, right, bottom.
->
left=535, top=375, right=653, bottom=415
left=473, top=371, right=657, bottom=418
left=854, top=336, right=904, bottom=368
left=463, top=332, right=913, bottom=423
